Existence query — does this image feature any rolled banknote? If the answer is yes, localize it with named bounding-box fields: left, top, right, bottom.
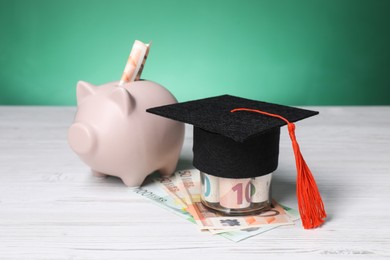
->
left=251, top=173, right=272, bottom=203
left=219, top=177, right=252, bottom=209
left=176, top=170, right=294, bottom=230
left=200, top=172, right=220, bottom=204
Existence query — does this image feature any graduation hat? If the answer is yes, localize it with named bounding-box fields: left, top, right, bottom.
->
left=147, top=95, right=326, bottom=229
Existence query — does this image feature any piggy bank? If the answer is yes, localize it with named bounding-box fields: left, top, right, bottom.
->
left=68, top=80, right=185, bottom=186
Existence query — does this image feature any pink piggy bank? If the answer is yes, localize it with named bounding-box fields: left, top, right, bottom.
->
left=68, top=80, right=185, bottom=186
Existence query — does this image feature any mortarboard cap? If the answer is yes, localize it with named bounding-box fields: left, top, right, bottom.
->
left=147, top=95, right=326, bottom=229
left=147, top=95, right=317, bottom=178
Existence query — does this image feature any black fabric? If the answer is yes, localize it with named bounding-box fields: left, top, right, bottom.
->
left=147, top=94, right=319, bottom=178
left=147, top=95, right=318, bottom=142
left=193, top=127, right=280, bottom=178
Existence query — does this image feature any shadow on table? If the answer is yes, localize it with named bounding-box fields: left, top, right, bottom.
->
left=88, top=157, right=194, bottom=187
left=272, top=172, right=296, bottom=202
left=176, top=158, right=194, bottom=171
left=272, top=169, right=336, bottom=226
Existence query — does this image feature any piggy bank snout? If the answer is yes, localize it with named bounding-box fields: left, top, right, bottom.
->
left=68, top=123, right=96, bottom=155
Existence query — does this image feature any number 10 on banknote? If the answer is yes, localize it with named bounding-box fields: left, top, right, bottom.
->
left=200, top=172, right=273, bottom=215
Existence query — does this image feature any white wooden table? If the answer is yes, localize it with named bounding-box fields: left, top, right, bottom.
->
left=0, top=106, right=389, bottom=259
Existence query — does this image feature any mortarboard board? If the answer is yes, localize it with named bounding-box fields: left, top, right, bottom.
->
left=147, top=95, right=326, bottom=229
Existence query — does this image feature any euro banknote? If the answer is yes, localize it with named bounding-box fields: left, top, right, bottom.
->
left=173, top=169, right=295, bottom=230
left=131, top=170, right=300, bottom=241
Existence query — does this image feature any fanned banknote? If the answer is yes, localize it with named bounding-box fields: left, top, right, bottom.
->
left=131, top=169, right=300, bottom=242
left=173, top=169, right=295, bottom=230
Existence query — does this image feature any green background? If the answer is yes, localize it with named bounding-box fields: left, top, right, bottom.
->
left=0, top=0, right=389, bottom=106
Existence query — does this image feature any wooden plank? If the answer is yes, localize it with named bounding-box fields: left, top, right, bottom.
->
left=0, top=106, right=389, bottom=259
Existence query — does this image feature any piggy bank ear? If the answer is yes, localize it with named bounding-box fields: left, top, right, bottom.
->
left=76, top=81, right=96, bottom=105
left=109, top=87, right=134, bottom=115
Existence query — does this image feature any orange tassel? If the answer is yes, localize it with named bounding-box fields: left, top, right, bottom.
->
left=231, top=108, right=327, bottom=229
left=288, top=123, right=326, bottom=229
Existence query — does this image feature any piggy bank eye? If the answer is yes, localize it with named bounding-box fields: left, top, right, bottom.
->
left=76, top=81, right=96, bottom=105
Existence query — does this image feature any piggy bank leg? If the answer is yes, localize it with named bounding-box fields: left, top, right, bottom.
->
left=92, top=169, right=106, bottom=178
left=159, top=159, right=178, bottom=177
left=122, top=174, right=146, bottom=187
